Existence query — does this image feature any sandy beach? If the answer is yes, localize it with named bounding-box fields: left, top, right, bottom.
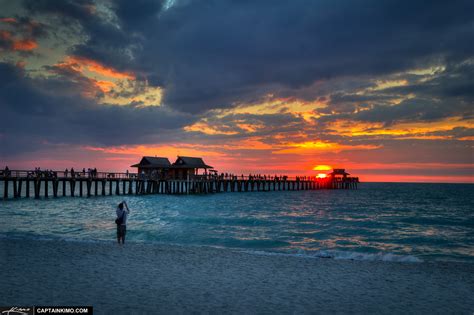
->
left=1, top=239, right=473, bottom=314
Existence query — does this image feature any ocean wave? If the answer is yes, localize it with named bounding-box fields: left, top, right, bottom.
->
left=313, top=249, right=423, bottom=262
left=5, top=232, right=473, bottom=264
left=243, top=248, right=423, bottom=263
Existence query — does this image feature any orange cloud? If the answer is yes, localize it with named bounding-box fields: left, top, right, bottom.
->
left=94, top=80, right=116, bottom=93
left=218, top=96, right=328, bottom=121
left=184, top=120, right=266, bottom=135
left=65, top=56, right=135, bottom=80
left=368, top=79, right=408, bottom=91
left=56, top=56, right=135, bottom=81
left=0, top=30, right=38, bottom=51
left=224, top=138, right=274, bottom=150
left=12, top=38, right=37, bottom=51
left=53, top=56, right=165, bottom=106
left=274, top=141, right=380, bottom=154
left=184, top=121, right=238, bottom=135
left=236, top=123, right=262, bottom=133
left=328, top=117, right=474, bottom=139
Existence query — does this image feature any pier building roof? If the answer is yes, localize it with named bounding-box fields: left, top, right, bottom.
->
left=171, top=156, right=213, bottom=169
left=329, top=169, right=350, bottom=176
left=131, top=156, right=171, bottom=168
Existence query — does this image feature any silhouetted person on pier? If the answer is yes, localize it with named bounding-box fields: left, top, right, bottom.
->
left=116, top=201, right=130, bottom=245
left=64, top=168, right=68, bottom=178
left=71, top=168, right=75, bottom=178
left=4, top=166, right=10, bottom=177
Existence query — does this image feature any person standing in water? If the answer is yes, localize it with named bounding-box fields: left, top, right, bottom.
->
left=116, top=201, right=130, bottom=245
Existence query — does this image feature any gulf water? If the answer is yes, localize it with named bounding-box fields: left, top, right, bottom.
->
left=0, top=183, right=473, bottom=263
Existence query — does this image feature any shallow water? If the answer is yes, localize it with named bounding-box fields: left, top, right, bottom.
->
left=0, top=182, right=473, bottom=262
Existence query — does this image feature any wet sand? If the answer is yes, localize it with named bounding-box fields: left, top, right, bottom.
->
left=1, top=239, right=473, bottom=314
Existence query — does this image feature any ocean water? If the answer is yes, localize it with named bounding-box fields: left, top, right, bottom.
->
left=0, top=182, right=473, bottom=263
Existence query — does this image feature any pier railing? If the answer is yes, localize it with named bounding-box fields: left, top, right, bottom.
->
left=0, top=169, right=359, bottom=200
left=0, top=169, right=135, bottom=180
left=0, top=169, right=336, bottom=181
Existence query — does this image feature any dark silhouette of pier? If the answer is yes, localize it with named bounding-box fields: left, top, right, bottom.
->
left=0, top=169, right=359, bottom=200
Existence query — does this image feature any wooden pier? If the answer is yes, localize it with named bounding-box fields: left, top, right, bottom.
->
left=0, top=170, right=358, bottom=200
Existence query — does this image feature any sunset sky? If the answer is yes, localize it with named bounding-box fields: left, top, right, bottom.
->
left=0, top=0, right=473, bottom=182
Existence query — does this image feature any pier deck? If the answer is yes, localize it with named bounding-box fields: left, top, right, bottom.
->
left=0, top=170, right=358, bottom=200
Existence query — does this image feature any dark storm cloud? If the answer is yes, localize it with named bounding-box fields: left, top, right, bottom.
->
left=429, top=127, right=474, bottom=139
left=0, top=62, right=193, bottom=156
left=24, top=0, right=138, bottom=73
left=3, top=0, right=473, bottom=159
left=23, top=0, right=474, bottom=114
left=43, top=63, right=103, bottom=97
left=339, top=97, right=470, bottom=125
left=385, top=61, right=474, bottom=101
left=113, top=0, right=164, bottom=30
left=129, top=0, right=474, bottom=113
left=206, top=112, right=306, bottom=138
left=327, top=61, right=474, bottom=124
left=0, top=15, right=47, bottom=38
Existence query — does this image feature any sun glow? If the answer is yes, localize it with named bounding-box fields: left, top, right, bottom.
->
left=316, top=173, right=327, bottom=178
left=313, top=165, right=332, bottom=171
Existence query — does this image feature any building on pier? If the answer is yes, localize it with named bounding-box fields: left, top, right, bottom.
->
left=131, top=156, right=214, bottom=180
left=328, top=169, right=350, bottom=181
left=169, top=156, right=214, bottom=180
left=130, top=156, right=171, bottom=178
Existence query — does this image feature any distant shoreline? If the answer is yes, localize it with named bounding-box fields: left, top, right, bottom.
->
left=1, top=238, right=473, bottom=313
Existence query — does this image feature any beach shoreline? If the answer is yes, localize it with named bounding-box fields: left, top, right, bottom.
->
left=1, top=238, right=473, bottom=314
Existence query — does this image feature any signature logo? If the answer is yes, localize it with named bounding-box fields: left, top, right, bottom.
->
left=1, top=307, right=31, bottom=315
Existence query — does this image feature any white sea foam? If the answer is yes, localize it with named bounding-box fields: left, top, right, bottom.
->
left=243, top=248, right=423, bottom=263
left=314, top=250, right=423, bottom=263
